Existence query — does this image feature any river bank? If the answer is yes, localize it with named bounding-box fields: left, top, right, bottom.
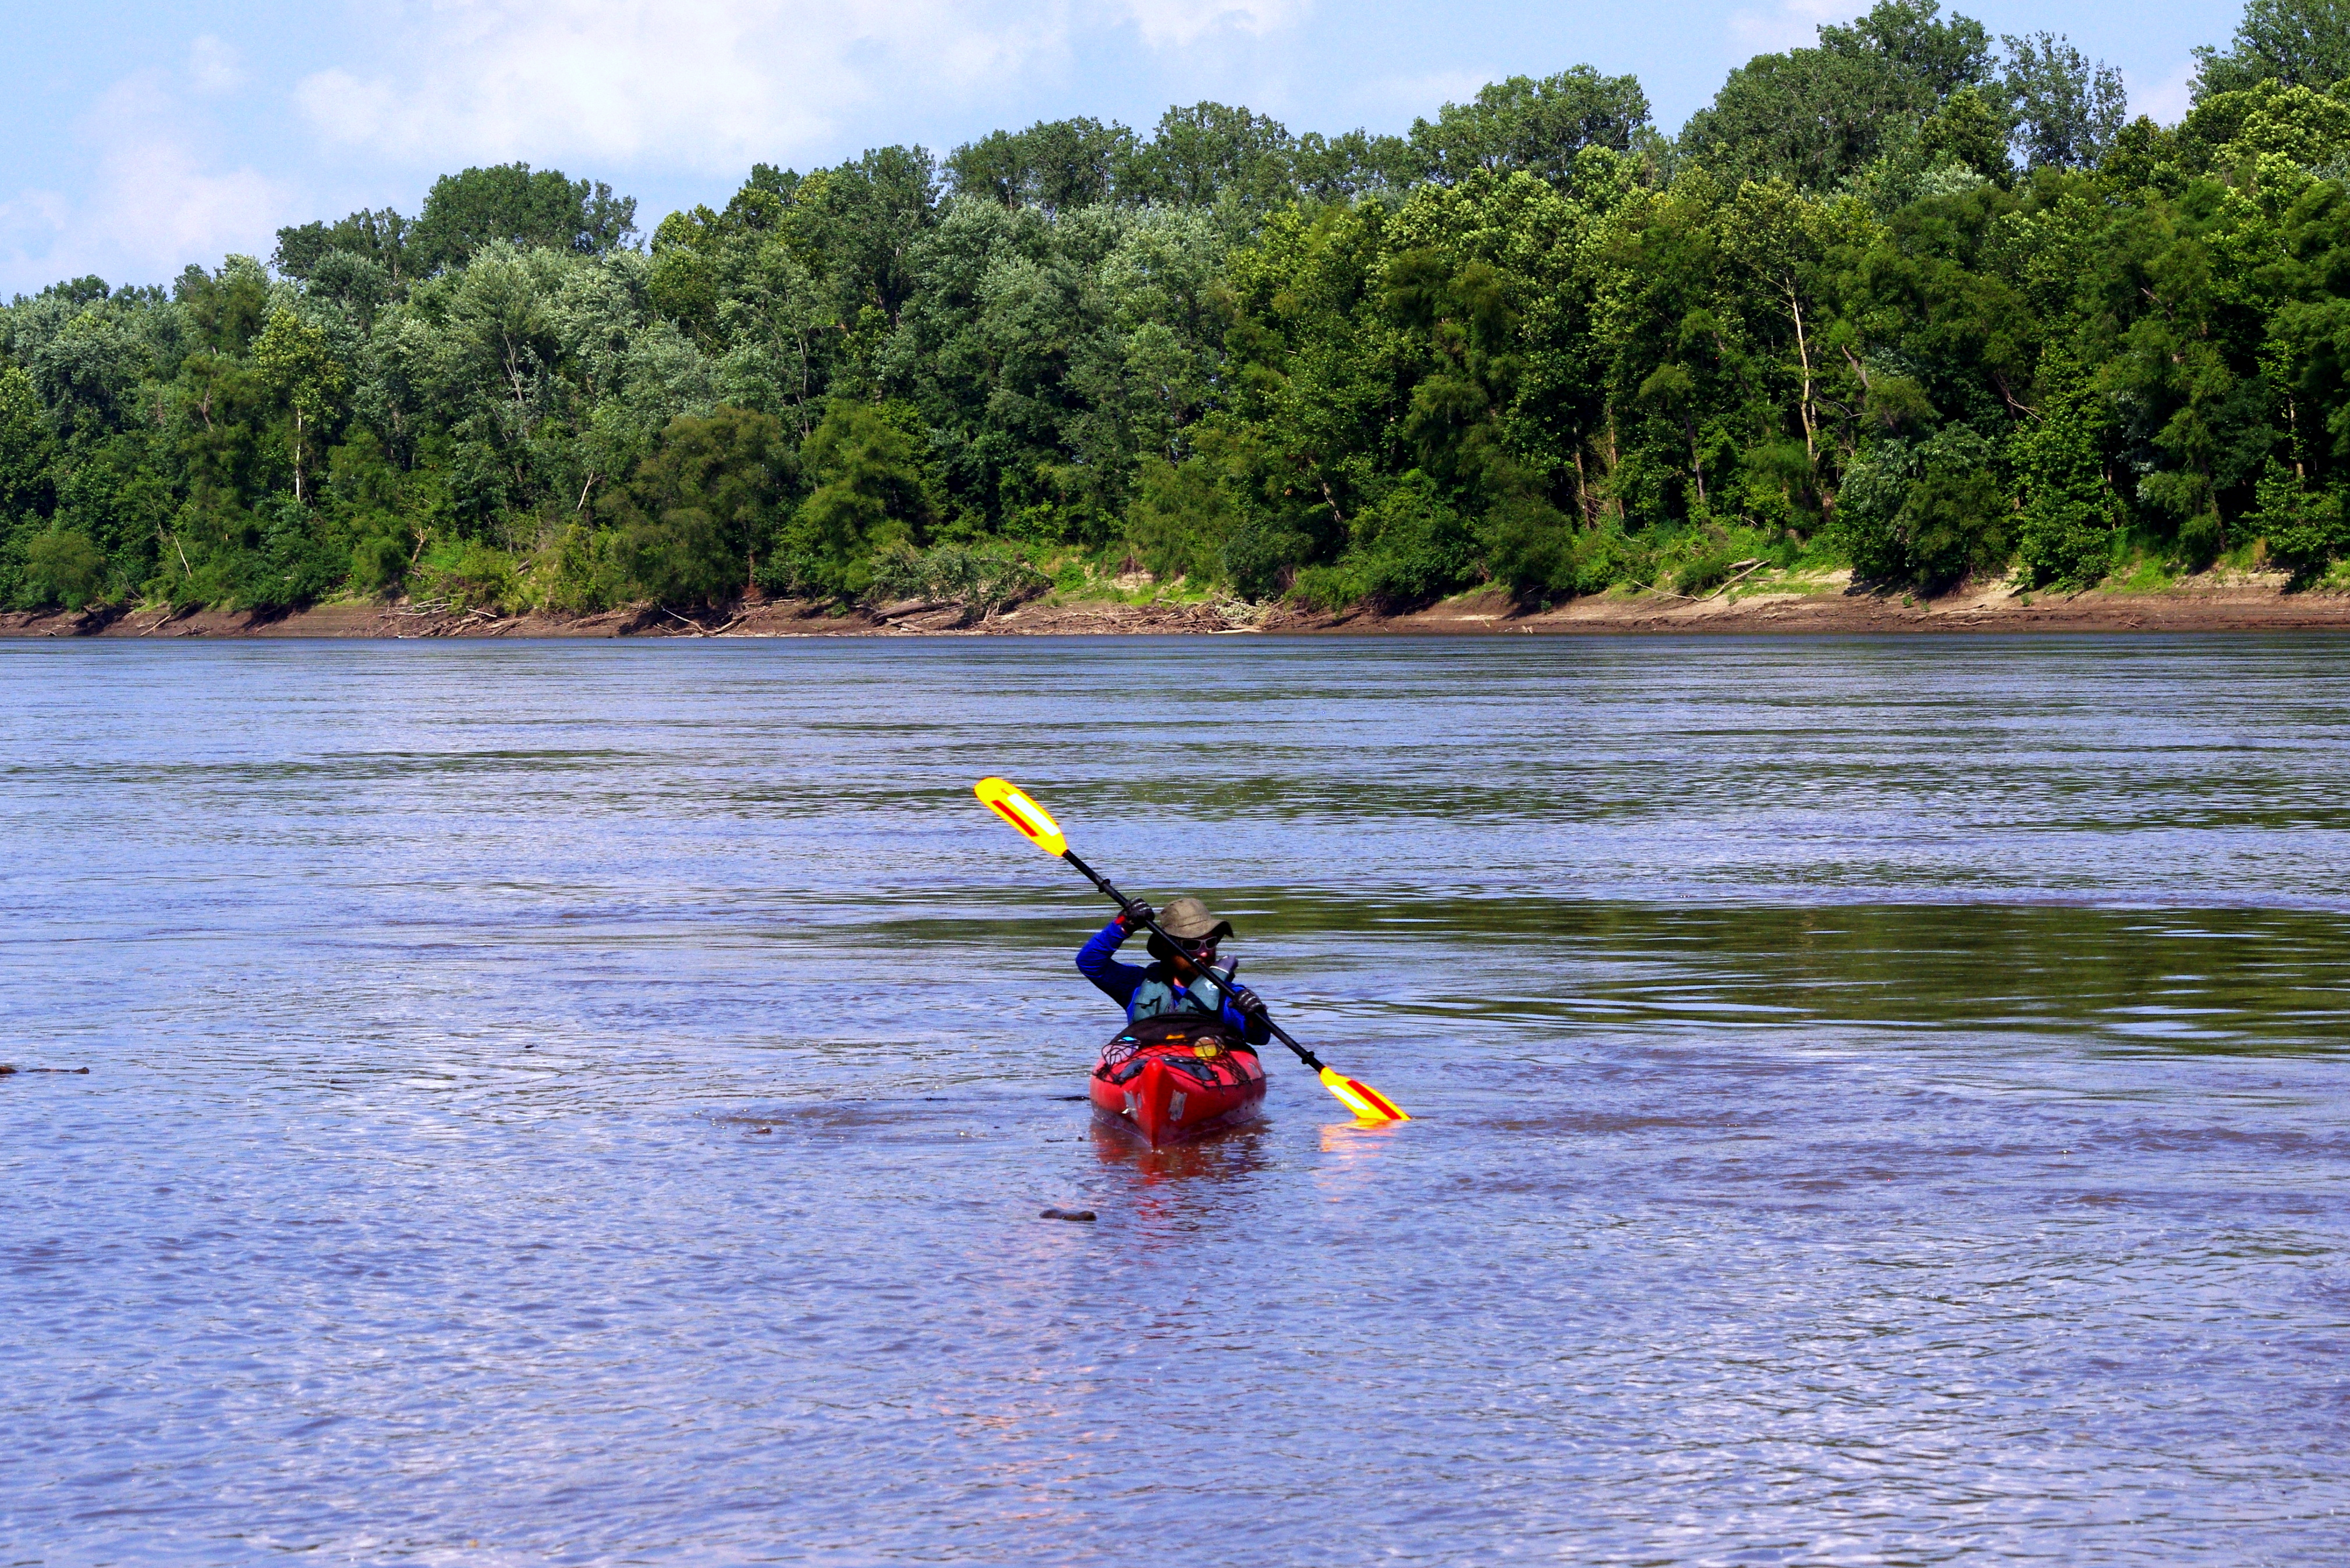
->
left=6, top=567, right=2348, bottom=638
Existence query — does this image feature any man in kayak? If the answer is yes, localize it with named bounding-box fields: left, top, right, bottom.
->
left=1076, top=896, right=1273, bottom=1045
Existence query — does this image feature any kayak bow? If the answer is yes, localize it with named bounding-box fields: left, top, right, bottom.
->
left=1090, top=1015, right=1267, bottom=1145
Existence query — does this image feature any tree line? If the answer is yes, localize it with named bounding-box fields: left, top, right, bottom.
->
left=5, top=0, right=2350, bottom=618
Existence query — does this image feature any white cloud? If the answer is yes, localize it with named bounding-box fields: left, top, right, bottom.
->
left=1371, top=68, right=1495, bottom=119
left=0, top=188, right=73, bottom=289
left=291, top=71, right=403, bottom=146
left=294, top=0, right=1065, bottom=172
left=1728, top=0, right=1841, bottom=57
left=189, top=34, right=245, bottom=96
left=6, top=0, right=1324, bottom=292
left=1, top=71, right=291, bottom=292
left=1119, top=0, right=1309, bottom=49
left=292, top=0, right=1312, bottom=173
left=2130, top=59, right=2197, bottom=127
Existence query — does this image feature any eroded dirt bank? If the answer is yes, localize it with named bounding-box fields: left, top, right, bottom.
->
left=6, top=571, right=2348, bottom=640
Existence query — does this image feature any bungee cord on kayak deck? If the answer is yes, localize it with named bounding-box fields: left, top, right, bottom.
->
left=974, top=776, right=1409, bottom=1138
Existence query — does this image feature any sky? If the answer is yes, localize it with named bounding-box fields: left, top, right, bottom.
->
left=1, top=0, right=2232, bottom=299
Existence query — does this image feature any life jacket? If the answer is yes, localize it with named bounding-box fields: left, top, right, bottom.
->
left=1127, top=963, right=1228, bottom=1022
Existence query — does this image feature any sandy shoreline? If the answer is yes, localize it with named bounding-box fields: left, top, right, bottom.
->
left=7, top=570, right=2349, bottom=641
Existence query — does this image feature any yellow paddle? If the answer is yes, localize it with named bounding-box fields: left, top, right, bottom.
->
left=975, top=776, right=1409, bottom=1124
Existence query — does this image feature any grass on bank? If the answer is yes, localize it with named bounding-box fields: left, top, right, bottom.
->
left=37, top=509, right=2350, bottom=627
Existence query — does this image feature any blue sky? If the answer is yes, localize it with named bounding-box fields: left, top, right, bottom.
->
left=1, top=1, right=2228, bottom=298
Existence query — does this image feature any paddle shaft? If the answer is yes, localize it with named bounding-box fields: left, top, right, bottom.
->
left=1059, top=848, right=1328, bottom=1074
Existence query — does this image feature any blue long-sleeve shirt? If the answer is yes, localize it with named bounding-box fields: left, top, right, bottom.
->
left=1076, top=917, right=1271, bottom=1045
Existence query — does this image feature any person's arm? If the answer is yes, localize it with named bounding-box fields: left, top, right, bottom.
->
left=1222, top=986, right=1273, bottom=1046
left=1076, top=915, right=1147, bottom=1008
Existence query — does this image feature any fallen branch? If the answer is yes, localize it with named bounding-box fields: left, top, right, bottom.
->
left=661, top=607, right=712, bottom=636
left=1625, top=581, right=1700, bottom=602
left=1702, top=559, right=1770, bottom=601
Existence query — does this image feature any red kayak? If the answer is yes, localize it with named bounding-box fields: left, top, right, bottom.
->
left=1090, top=1014, right=1267, bottom=1145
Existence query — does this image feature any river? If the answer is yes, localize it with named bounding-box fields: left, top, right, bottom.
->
left=4, top=635, right=2347, bottom=1565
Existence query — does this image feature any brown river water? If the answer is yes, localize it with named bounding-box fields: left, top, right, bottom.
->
left=3, top=635, right=2348, bottom=1565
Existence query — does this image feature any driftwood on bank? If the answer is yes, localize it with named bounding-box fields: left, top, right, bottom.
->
left=9, top=570, right=2350, bottom=641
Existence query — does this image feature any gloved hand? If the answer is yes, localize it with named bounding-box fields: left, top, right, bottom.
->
left=1116, top=900, right=1155, bottom=930
left=1232, top=986, right=1269, bottom=1022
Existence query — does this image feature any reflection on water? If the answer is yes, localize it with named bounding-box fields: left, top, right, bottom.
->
left=1317, top=1119, right=1409, bottom=1159
left=3, top=635, right=2349, bottom=1566
left=1090, top=1118, right=1277, bottom=1186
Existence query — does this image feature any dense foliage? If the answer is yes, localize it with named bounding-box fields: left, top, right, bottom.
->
left=10, top=0, right=2350, bottom=617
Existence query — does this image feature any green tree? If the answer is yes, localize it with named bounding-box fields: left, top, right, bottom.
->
left=1831, top=425, right=2007, bottom=586
left=1718, top=180, right=1864, bottom=478
left=0, top=363, right=58, bottom=522
left=1291, top=130, right=1419, bottom=202
left=947, top=119, right=1136, bottom=211
left=1334, top=470, right=1478, bottom=605
left=1917, top=87, right=2015, bottom=186
left=22, top=528, right=107, bottom=607
left=2250, top=457, right=2350, bottom=569
left=1682, top=0, right=1995, bottom=190
left=2177, top=80, right=2350, bottom=175
left=251, top=308, right=347, bottom=505
left=407, top=164, right=637, bottom=275
left=2258, top=176, right=2350, bottom=572
left=6, top=33, right=2347, bottom=622
left=1125, top=455, right=1241, bottom=583
left=777, top=403, right=934, bottom=597
left=600, top=406, right=793, bottom=603
left=2194, top=0, right=2350, bottom=99
left=2088, top=186, right=2277, bottom=563
left=2014, top=351, right=2124, bottom=586
left=1385, top=250, right=1522, bottom=500
left=274, top=207, right=414, bottom=301
left=1407, top=68, right=1651, bottom=185
left=2001, top=32, right=2129, bottom=171
left=1119, top=103, right=1298, bottom=210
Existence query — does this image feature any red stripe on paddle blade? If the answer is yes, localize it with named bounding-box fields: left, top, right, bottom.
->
left=1320, top=1067, right=1409, bottom=1122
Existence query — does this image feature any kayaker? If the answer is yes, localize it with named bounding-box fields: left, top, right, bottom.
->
left=1076, top=896, right=1273, bottom=1045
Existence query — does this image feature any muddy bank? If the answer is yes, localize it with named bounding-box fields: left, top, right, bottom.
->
left=6, top=570, right=2348, bottom=640
left=0, top=595, right=1246, bottom=640
left=1348, top=571, right=2350, bottom=637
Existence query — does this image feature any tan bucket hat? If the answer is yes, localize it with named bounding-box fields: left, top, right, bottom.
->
left=1155, top=896, right=1234, bottom=945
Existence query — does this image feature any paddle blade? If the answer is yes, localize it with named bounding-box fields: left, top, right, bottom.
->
left=1319, top=1066, right=1409, bottom=1123
left=974, top=777, right=1067, bottom=858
